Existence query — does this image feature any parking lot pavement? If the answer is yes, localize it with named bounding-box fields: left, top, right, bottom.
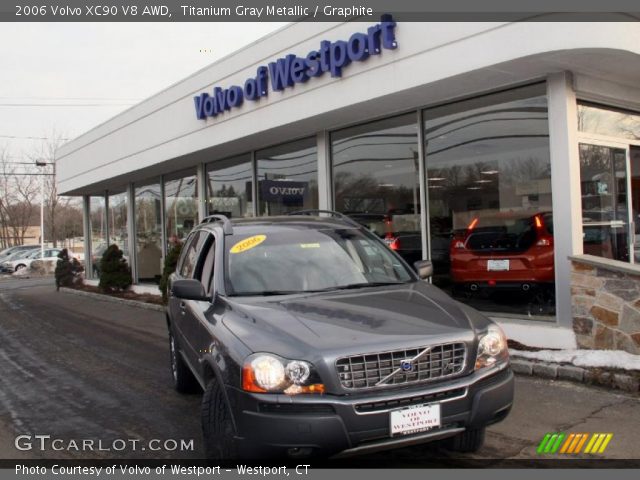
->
left=0, top=279, right=638, bottom=463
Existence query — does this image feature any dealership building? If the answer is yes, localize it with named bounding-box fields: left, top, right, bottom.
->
left=56, top=18, right=640, bottom=353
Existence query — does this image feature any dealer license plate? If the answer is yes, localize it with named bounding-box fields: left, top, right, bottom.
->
left=487, top=259, right=510, bottom=271
left=389, top=404, right=441, bottom=437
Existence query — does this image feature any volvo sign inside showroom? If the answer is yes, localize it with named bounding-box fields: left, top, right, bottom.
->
left=194, top=15, right=397, bottom=120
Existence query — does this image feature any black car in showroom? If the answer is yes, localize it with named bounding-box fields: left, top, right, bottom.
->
left=167, top=211, right=514, bottom=459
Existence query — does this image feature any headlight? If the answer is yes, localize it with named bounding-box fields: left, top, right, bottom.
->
left=475, top=324, right=509, bottom=370
left=242, top=353, right=325, bottom=395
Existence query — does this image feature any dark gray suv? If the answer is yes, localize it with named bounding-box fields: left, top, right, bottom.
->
left=167, top=211, right=514, bottom=460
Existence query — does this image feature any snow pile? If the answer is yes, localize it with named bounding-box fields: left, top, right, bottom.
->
left=510, top=349, right=640, bottom=371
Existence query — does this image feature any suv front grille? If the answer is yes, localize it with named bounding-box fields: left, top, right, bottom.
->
left=336, top=343, right=466, bottom=389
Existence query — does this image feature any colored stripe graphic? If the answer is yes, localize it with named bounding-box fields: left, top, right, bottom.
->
left=598, top=434, right=613, bottom=453
left=560, top=433, right=575, bottom=453
left=537, top=433, right=552, bottom=454
left=584, top=433, right=614, bottom=454
left=574, top=433, right=589, bottom=453
left=567, top=433, right=583, bottom=453
left=539, top=433, right=613, bottom=454
left=550, top=433, right=565, bottom=453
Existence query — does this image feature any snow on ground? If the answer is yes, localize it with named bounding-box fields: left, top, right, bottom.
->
left=493, top=318, right=577, bottom=349
left=510, top=349, right=640, bottom=371
left=130, top=284, right=161, bottom=296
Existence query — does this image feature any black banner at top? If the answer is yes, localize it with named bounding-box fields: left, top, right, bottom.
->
left=4, top=0, right=640, bottom=21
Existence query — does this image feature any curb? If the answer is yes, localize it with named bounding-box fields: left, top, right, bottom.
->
left=60, top=287, right=165, bottom=313
left=510, top=357, right=640, bottom=393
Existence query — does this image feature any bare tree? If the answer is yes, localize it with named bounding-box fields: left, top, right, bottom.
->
left=0, top=147, right=39, bottom=248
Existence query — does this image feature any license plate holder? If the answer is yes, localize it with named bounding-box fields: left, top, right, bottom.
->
left=487, top=259, right=510, bottom=271
left=389, top=403, right=441, bottom=437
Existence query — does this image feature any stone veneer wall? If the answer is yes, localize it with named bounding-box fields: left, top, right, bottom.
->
left=570, top=255, right=640, bottom=354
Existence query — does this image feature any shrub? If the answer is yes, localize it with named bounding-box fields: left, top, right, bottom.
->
left=159, top=242, right=183, bottom=303
left=55, top=249, right=83, bottom=290
left=98, top=244, right=132, bottom=292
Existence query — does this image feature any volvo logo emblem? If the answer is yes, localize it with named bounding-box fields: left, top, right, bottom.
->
left=400, top=360, right=413, bottom=372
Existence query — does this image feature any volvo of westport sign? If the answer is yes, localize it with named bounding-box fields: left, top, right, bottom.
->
left=193, top=15, right=397, bottom=120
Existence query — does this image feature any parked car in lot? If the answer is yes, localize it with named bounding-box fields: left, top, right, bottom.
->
left=0, top=248, right=62, bottom=273
left=167, top=210, right=513, bottom=459
left=0, top=249, right=41, bottom=273
left=449, top=212, right=554, bottom=295
left=0, top=244, right=39, bottom=263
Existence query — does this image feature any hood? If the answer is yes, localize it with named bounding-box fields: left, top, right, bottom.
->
left=222, top=281, right=481, bottom=361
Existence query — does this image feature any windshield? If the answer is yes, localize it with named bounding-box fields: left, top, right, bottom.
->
left=226, top=227, right=415, bottom=296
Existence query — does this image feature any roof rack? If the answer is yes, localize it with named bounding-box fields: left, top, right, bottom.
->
left=286, top=209, right=361, bottom=228
left=201, top=214, right=233, bottom=235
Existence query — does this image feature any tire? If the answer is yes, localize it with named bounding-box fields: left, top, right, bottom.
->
left=445, top=427, right=486, bottom=453
left=168, top=330, right=199, bottom=393
left=201, top=380, right=238, bottom=460
left=15, top=264, right=26, bottom=271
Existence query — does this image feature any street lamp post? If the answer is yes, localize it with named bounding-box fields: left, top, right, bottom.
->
left=35, top=160, right=48, bottom=259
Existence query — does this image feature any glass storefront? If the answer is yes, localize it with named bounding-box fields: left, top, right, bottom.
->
left=424, top=86, right=553, bottom=316
left=88, top=195, right=106, bottom=278
left=135, top=182, right=163, bottom=283
left=578, top=103, right=640, bottom=264
left=107, top=192, right=128, bottom=255
left=256, top=137, right=318, bottom=215
left=206, top=154, right=253, bottom=218
left=332, top=113, right=422, bottom=264
left=165, top=170, right=198, bottom=248
left=82, top=85, right=563, bottom=322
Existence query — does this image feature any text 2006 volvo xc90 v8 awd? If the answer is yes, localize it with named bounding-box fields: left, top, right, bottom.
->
left=167, top=211, right=514, bottom=459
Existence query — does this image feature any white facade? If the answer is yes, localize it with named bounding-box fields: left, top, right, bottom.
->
left=56, top=18, right=640, bottom=331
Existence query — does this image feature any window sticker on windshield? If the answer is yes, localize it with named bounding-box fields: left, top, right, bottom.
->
left=230, top=235, right=266, bottom=254
left=300, top=243, right=320, bottom=248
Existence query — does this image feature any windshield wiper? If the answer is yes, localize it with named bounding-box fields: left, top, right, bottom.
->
left=231, top=290, right=307, bottom=297
left=231, top=282, right=410, bottom=296
left=309, top=281, right=408, bottom=292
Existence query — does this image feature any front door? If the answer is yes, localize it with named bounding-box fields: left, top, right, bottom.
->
left=579, top=143, right=631, bottom=262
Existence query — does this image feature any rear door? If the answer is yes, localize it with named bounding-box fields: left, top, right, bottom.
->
left=185, top=233, right=220, bottom=370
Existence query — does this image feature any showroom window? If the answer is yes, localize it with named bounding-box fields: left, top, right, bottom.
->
left=164, top=170, right=198, bottom=249
left=256, top=137, right=318, bottom=215
left=577, top=103, right=640, bottom=264
left=206, top=153, right=253, bottom=218
left=331, top=113, right=422, bottom=265
left=88, top=195, right=106, bottom=279
left=135, top=182, right=162, bottom=283
left=107, top=190, right=128, bottom=257
left=423, top=85, right=554, bottom=317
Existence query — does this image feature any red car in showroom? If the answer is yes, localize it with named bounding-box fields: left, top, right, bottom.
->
left=449, top=212, right=554, bottom=294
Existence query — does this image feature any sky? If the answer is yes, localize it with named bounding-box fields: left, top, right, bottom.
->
left=0, top=22, right=286, bottom=172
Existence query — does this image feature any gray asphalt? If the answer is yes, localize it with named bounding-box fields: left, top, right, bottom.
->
left=0, top=277, right=638, bottom=463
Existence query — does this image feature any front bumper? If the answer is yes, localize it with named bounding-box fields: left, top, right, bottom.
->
left=227, top=364, right=514, bottom=458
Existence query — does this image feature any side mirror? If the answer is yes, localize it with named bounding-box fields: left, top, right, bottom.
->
left=413, top=260, right=433, bottom=279
left=171, top=279, right=208, bottom=301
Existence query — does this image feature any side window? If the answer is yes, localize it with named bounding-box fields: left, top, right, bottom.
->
left=194, top=235, right=216, bottom=295
left=178, top=231, right=207, bottom=278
